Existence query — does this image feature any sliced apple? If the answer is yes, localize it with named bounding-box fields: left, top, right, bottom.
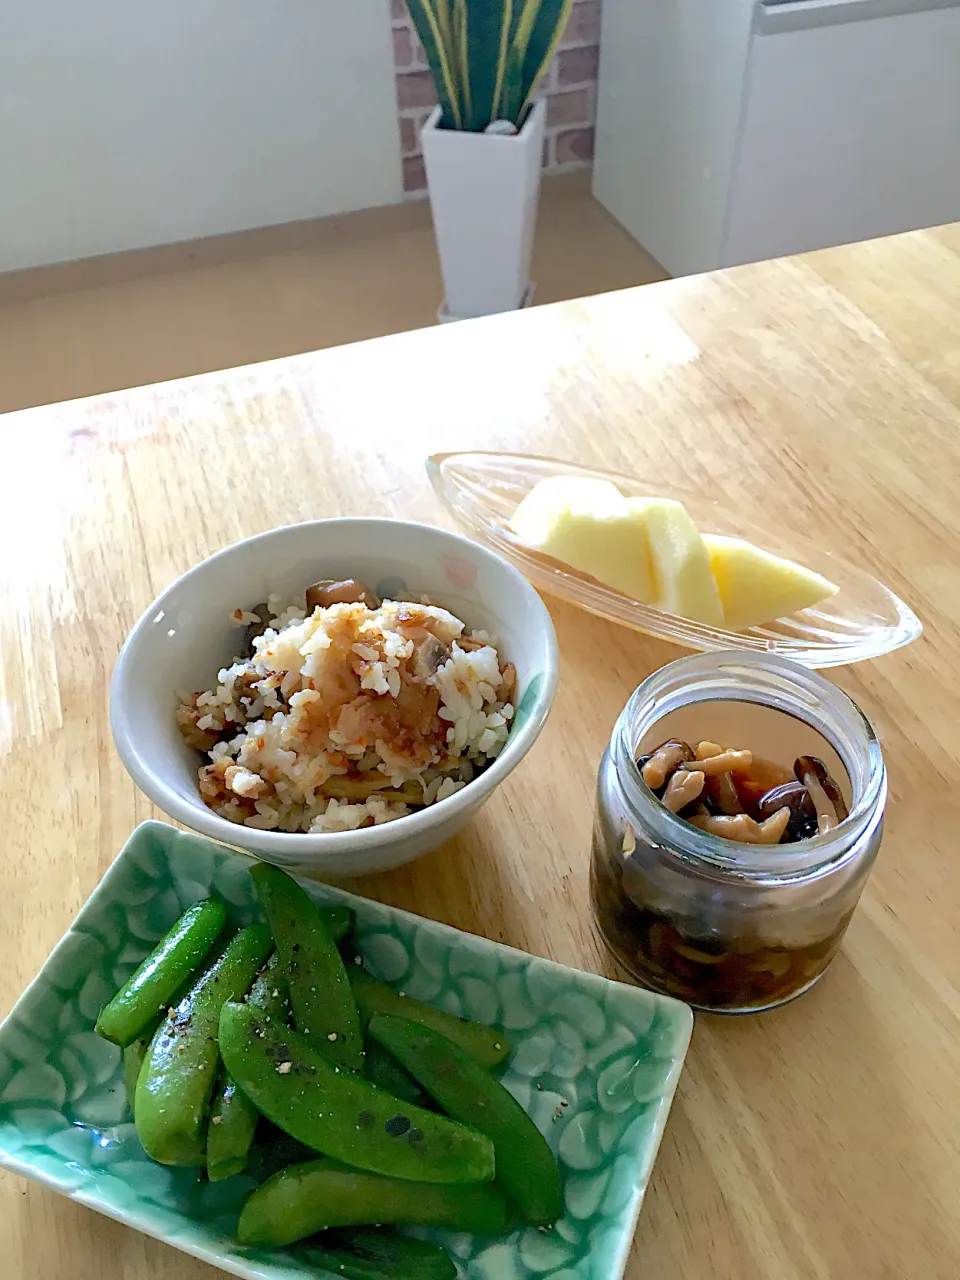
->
left=628, top=498, right=724, bottom=626
left=510, top=475, right=656, bottom=603
left=703, top=533, right=838, bottom=630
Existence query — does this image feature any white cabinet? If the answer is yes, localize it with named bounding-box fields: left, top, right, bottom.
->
left=594, top=0, right=960, bottom=277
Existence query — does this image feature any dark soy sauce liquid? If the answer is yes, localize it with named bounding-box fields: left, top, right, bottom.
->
left=592, top=700, right=856, bottom=1011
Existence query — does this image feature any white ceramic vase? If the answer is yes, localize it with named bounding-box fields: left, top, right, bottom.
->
left=421, top=100, right=545, bottom=322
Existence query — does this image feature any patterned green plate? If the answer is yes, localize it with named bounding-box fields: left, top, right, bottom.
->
left=0, top=822, right=691, bottom=1279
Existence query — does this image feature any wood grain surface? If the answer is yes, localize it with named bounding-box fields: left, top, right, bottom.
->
left=2, top=224, right=959, bottom=1279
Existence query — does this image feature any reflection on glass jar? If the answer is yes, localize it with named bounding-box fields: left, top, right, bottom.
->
left=590, top=653, right=886, bottom=1013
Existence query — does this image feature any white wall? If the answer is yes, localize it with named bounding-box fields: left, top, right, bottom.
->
left=726, top=6, right=960, bottom=266
left=0, top=1, right=403, bottom=272
left=592, top=0, right=755, bottom=277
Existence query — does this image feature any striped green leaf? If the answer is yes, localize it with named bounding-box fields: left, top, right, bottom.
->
left=506, top=0, right=527, bottom=50
left=452, top=0, right=472, bottom=127
left=497, top=0, right=534, bottom=123
left=517, top=0, right=576, bottom=116
left=490, top=0, right=514, bottom=125
left=497, top=0, right=575, bottom=124
left=459, top=0, right=513, bottom=131
left=407, top=0, right=574, bottom=132
left=434, top=0, right=453, bottom=47
left=406, top=0, right=463, bottom=130
left=498, top=51, right=525, bottom=121
left=496, top=53, right=521, bottom=125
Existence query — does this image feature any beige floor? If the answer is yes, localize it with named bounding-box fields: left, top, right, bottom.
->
left=0, top=174, right=665, bottom=416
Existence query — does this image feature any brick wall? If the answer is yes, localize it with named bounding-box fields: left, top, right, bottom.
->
left=391, top=0, right=602, bottom=198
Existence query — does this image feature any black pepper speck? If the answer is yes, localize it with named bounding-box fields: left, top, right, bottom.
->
left=267, top=1040, right=292, bottom=1065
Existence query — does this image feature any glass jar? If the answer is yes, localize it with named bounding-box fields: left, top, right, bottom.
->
left=590, top=652, right=886, bottom=1013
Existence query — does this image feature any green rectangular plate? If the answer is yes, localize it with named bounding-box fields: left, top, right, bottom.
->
left=0, top=821, right=691, bottom=1279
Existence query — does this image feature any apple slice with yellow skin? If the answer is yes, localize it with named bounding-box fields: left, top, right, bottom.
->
left=703, top=533, right=838, bottom=630
left=510, top=476, right=657, bottom=603
left=628, top=498, right=724, bottom=626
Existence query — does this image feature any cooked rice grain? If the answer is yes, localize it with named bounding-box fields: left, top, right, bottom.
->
left=178, top=595, right=514, bottom=833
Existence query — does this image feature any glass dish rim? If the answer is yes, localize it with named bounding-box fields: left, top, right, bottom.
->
left=426, top=449, right=923, bottom=670
left=613, top=652, right=886, bottom=880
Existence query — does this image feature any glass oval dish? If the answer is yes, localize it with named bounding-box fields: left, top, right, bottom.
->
left=426, top=451, right=921, bottom=669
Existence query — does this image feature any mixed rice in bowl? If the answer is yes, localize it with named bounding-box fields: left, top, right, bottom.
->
left=176, top=578, right=517, bottom=834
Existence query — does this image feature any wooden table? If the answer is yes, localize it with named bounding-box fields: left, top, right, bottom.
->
left=3, top=224, right=960, bottom=1280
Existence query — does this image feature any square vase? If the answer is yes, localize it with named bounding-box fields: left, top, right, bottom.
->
left=421, top=99, right=545, bottom=321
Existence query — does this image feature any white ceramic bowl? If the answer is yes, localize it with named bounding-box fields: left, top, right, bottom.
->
left=110, top=519, right=558, bottom=876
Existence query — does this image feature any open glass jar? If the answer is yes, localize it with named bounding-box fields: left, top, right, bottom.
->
left=590, top=652, right=886, bottom=1013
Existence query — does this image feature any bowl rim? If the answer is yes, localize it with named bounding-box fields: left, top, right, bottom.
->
left=110, top=517, right=559, bottom=854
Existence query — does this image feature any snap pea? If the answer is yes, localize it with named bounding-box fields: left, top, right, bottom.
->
left=135, top=924, right=273, bottom=1166
left=260, top=904, right=352, bottom=950
left=207, top=1069, right=258, bottom=1182
left=245, top=1123, right=317, bottom=1183
left=369, top=1013, right=564, bottom=1226
left=299, top=1227, right=456, bottom=1279
left=363, top=1038, right=435, bottom=1110
left=218, top=1000, right=495, bottom=1184
left=122, top=1037, right=150, bottom=1110
left=248, top=953, right=291, bottom=1023
left=236, top=1156, right=509, bottom=1247
left=250, top=864, right=363, bottom=1072
left=96, top=900, right=227, bottom=1047
left=207, top=951, right=292, bottom=1181
left=255, top=955, right=435, bottom=1109
left=318, top=903, right=354, bottom=945
left=349, top=968, right=510, bottom=1070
